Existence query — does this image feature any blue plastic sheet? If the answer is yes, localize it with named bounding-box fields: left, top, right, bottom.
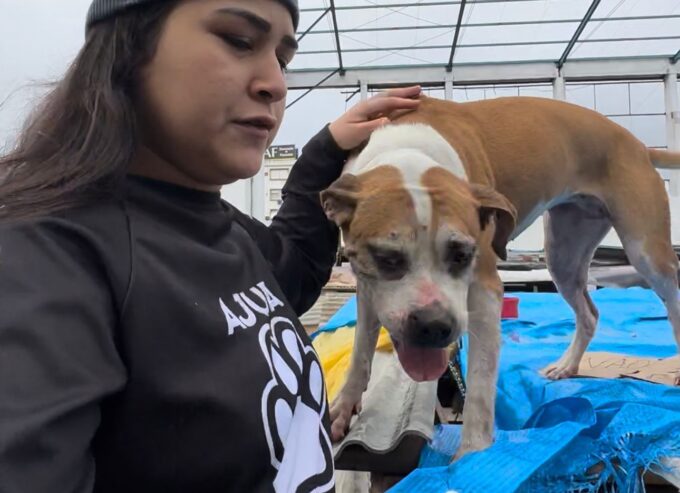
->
left=313, top=288, right=680, bottom=492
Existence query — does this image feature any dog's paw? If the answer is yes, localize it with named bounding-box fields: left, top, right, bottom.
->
left=451, top=435, right=493, bottom=462
left=329, top=392, right=362, bottom=442
left=542, top=359, right=579, bottom=380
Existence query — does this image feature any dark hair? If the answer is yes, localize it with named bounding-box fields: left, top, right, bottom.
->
left=0, top=2, right=179, bottom=220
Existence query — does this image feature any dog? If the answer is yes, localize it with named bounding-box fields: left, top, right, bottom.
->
left=320, top=95, right=680, bottom=459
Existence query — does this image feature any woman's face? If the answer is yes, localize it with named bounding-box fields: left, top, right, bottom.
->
left=134, top=0, right=296, bottom=190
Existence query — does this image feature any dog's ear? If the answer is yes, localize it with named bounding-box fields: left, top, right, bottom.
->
left=320, top=173, right=360, bottom=227
left=471, top=184, right=517, bottom=261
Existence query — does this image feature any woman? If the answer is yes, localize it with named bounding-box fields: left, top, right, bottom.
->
left=0, top=1, right=420, bottom=491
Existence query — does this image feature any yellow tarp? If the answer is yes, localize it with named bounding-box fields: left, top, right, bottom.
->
left=313, top=327, right=393, bottom=402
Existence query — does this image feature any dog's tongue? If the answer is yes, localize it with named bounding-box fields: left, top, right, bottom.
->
left=396, top=343, right=449, bottom=382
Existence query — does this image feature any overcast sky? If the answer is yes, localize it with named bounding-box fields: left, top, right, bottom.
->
left=1, top=0, right=88, bottom=149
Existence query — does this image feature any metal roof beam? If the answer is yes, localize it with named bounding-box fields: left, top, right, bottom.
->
left=288, top=62, right=558, bottom=90
left=560, top=57, right=672, bottom=80
left=557, top=0, right=601, bottom=69
left=285, top=69, right=341, bottom=109
left=297, top=36, right=680, bottom=55
left=296, top=7, right=330, bottom=44
left=446, top=0, right=466, bottom=72
left=297, top=14, right=680, bottom=35
left=673, top=48, right=680, bottom=64
left=328, top=0, right=344, bottom=75
left=300, top=0, right=546, bottom=12
left=285, top=57, right=673, bottom=90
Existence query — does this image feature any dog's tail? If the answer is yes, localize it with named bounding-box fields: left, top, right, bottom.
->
left=649, top=148, right=680, bottom=169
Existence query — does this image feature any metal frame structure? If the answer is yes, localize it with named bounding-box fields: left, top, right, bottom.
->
left=295, top=7, right=330, bottom=43
left=556, top=0, right=600, bottom=69
left=285, top=1, right=680, bottom=195
left=446, top=0, right=467, bottom=72
left=328, top=0, right=345, bottom=75
left=289, top=1, right=680, bottom=90
left=287, top=57, right=678, bottom=88
left=300, top=14, right=680, bottom=35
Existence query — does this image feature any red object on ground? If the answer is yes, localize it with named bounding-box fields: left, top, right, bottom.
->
left=502, top=297, right=519, bottom=319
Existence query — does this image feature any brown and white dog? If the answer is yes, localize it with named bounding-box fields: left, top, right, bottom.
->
left=321, top=95, right=680, bottom=459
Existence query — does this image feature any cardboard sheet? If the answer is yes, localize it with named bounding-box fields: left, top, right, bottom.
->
left=577, top=352, right=680, bottom=386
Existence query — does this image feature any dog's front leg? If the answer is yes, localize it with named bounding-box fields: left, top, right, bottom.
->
left=455, top=277, right=501, bottom=460
left=330, top=284, right=381, bottom=442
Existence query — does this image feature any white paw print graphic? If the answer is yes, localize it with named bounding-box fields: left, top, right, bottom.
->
left=258, top=316, right=334, bottom=493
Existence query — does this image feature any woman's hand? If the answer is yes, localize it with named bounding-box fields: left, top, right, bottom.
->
left=328, top=86, right=422, bottom=150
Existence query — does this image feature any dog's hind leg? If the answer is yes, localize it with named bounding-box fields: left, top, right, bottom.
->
left=622, top=241, right=680, bottom=385
left=542, top=201, right=612, bottom=380
left=608, top=168, right=680, bottom=384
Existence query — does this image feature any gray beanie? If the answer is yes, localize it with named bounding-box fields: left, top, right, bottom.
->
left=86, top=0, right=299, bottom=29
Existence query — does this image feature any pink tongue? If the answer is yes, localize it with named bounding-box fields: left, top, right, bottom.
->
left=396, top=344, right=449, bottom=382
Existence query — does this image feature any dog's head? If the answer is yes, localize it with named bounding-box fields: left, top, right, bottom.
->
left=321, top=165, right=516, bottom=382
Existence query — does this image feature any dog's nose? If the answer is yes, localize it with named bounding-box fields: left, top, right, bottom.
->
left=406, top=308, right=457, bottom=347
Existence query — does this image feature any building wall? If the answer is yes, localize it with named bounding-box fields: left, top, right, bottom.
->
left=221, top=146, right=299, bottom=224
left=220, top=180, right=251, bottom=215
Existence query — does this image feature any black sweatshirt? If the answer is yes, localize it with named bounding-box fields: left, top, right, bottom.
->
left=0, top=126, right=346, bottom=493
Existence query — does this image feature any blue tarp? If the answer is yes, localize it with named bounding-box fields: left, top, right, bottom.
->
left=315, top=288, right=680, bottom=492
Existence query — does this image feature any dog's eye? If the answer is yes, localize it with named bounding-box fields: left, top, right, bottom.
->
left=368, top=246, right=408, bottom=280
left=446, top=240, right=476, bottom=274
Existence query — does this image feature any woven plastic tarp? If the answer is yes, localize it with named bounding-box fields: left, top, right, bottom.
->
left=314, top=288, right=680, bottom=492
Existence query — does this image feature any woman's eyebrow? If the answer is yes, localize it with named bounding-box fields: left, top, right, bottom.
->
left=215, top=7, right=298, bottom=51
left=216, top=7, right=271, bottom=32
